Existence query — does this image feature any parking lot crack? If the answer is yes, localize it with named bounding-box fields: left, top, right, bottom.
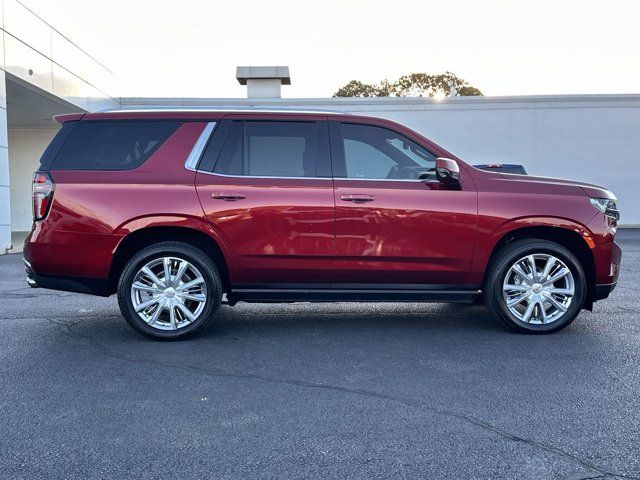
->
left=0, top=291, right=76, bottom=299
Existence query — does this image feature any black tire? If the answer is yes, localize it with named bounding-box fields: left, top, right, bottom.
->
left=117, top=241, right=222, bottom=340
left=484, top=239, right=587, bottom=334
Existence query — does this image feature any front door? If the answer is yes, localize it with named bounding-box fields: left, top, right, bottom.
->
left=196, top=118, right=335, bottom=285
left=329, top=121, right=477, bottom=285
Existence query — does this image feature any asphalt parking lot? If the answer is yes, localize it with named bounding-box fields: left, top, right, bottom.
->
left=1, top=230, right=639, bottom=480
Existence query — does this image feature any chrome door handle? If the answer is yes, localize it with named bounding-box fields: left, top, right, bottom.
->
left=341, top=194, right=374, bottom=203
left=212, top=193, right=246, bottom=201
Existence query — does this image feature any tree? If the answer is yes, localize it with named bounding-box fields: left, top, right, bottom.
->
left=333, top=71, right=482, bottom=97
left=333, top=80, right=380, bottom=97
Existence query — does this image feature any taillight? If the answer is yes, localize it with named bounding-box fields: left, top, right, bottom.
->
left=32, top=172, right=55, bottom=221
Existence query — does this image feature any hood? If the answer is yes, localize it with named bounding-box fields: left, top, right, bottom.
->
left=497, top=173, right=616, bottom=200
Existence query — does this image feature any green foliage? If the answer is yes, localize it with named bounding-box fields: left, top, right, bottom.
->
left=333, top=80, right=379, bottom=97
left=333, top=71, right=483, bottom=97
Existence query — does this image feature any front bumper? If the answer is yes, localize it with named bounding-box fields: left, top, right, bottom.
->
left=594, top=281, right=617, bottom=301
left=589, top=235, right=621, bottom=305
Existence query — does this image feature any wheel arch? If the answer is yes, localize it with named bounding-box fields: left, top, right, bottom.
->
left=483, top=221, right=597, bottom=308
left=108, top=223, right=231, bottom=295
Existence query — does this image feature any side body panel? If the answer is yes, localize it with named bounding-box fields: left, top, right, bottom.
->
left=196, top=174, right=335, bottom=284
left=332, top=178, right=478, bottom=284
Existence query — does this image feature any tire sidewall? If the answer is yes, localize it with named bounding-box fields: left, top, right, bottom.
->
left=118, top=243, right=221, bottom=340
left=489, top=241, right=586, bottom=333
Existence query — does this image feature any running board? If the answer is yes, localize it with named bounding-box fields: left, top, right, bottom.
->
left=226, top=285, right=481, bottom=305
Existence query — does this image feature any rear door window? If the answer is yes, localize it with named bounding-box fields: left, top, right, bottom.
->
left=213, top=121, right=319, bottom=178
left=52, top=121, right=180, bottom=170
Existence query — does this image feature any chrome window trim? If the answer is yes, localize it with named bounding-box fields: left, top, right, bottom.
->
left=193, top=169, right=431, bottom=182
left=184, top=122, right=217, bottom=171
left=194, top=169, right=332, bottom=180
left=333, top=177, right=429, bottom=183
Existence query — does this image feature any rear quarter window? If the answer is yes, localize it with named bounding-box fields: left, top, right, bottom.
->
left=51, top=121, right=180, bottom=170
left=37, top=122, right=76, bottom=170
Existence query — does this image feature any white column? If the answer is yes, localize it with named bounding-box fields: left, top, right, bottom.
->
left=0, top=69, right=11, bottom=254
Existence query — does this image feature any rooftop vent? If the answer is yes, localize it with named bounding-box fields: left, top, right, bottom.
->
left=236, top=66, right=291, bottom=98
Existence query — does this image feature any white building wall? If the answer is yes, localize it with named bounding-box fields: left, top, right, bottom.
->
left=0, top=0, right=119, bottom=253
left=0, top=70, right=9, bottom=251
left=8, top=127, right=58, bottom=232
left=1, top=0, right=118, bottom=110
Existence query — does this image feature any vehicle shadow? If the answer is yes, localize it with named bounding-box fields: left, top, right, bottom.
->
left=206, top=302, right=505, bottom=338
left=64, top=302, right=512, bottom=347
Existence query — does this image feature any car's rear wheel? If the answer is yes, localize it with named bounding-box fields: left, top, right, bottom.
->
left=484, top=239, right=587, bottom=333
left=117, top=242, right=222, bottom=340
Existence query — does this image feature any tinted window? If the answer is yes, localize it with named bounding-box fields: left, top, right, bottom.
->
left=52, top=121, right=180, bottom=170
left=339, top=124, right=436, bottom=180
left=213, top=121, right=318, bottom=177
left=38, top=122, right=76, bottom=170
left=213, top=121, right=243, bottom=175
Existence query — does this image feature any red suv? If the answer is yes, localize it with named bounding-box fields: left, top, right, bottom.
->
left=24, top=109, right=621, bottom=339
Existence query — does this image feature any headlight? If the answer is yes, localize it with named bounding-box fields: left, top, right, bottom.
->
left=590, top=197, right=620, bottom=220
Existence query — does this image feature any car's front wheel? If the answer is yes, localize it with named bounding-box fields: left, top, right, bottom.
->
left=484, top=239, right=587, bottom=333
left=117, top=242, right=222, bottom=340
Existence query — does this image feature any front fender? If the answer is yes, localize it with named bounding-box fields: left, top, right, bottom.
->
left=467, top=216, right=596, bottom=285
left=490, top=216, right=595, bottom=248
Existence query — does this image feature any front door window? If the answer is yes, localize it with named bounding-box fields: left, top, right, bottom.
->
left=338, top=123, right=437, bottom=181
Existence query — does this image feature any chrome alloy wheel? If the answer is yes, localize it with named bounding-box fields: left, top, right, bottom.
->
left=502, top=253, right=575, bottom=325
left=130, top=257, right=208, bottom=331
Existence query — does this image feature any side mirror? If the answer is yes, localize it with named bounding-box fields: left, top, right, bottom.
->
left=435, top=157, right=462, bottom=191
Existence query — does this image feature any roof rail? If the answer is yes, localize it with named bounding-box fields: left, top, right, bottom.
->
left=97, top=106, right=349, bottom=115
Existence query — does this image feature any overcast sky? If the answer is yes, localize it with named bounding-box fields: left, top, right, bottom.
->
left=22, top=0, right=640, bottom=98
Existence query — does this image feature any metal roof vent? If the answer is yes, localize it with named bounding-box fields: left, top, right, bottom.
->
left=236, top=66, right=291, bottom=98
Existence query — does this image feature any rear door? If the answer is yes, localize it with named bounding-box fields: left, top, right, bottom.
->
left=195, top=116, right=335, bottom=285
left=329, top=121, right=477, bottom=285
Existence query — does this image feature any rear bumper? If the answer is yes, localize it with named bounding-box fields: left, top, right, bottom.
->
left=23, top=223, right=120, bottom=296
left=23, top=222, right=122, bottom=292
left=25, top=259, right=110, bottom=296
left=594, top=281, right=617, bottom=301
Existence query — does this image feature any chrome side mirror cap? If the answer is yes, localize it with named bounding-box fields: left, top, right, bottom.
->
left=435, top=158, right=462, bottom=190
